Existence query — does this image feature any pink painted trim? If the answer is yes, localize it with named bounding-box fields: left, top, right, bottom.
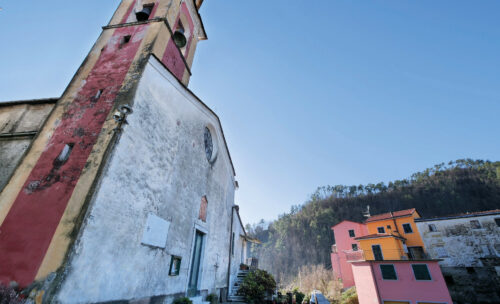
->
left=149, top=1, right=159, bottom=19
left=121, top=0, right=138, bottom=24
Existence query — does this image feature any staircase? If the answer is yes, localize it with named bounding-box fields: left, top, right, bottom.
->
left=227, top=269, right=249, bottom=302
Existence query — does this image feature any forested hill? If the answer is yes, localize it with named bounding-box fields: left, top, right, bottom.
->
left=246, top=159, right=500, bottom=284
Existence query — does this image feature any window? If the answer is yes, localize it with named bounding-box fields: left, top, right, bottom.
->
left=495, top=218, right=500, bottom=227
left=372, top=245, right=384, bottom=261
left=351, top=244, right=358, bottom=251
left=428, top=224, right=437, bottom=232
left=386, top=225, right=391, bottom=229
left=402, top=223, right=413, bottom=233
left=169, top=256, right=181, bottom=276
left=470, top=220, right=481, bottom=229
left=412, top=264, right=432, bottom=280
left=380, top=264, right=397, bottom=280
left=377, top=227, right=385, bottom=234
left=348, top=229, right=355, bottom=237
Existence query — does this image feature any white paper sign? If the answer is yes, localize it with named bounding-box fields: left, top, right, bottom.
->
left=141, top=213, right=170, bottom=248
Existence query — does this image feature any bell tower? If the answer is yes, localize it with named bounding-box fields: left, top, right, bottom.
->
left=0, top=0, right=206, bottom=287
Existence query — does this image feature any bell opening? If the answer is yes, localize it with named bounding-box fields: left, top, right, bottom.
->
left=173, top=31, right=187, bottom=48
left=173, top=21, right=187, bottom=49
left=135, top=5, right=153, bottom=22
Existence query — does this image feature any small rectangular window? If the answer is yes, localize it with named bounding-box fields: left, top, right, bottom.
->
left=169, top=256, right=181, bottom=276
left=402, top=223, right=413, bottom=233
left=428, top=224, right=437, bottom=232
left=495, top=218, right=500, bottom=227
left=386, top=225, right=391, bottom=229
left=352, top=244, right=358, bottom=251
left=348, top=229, right=355, bottom=238
left=377, top=227, right=385, bottom=234
left=412, top=264, right=432, bottom=280
left=380, top=264, right=397, bottom=280
left=470, top=220, right=481, bottom=229
left=119, top=35, right=132, bottom=48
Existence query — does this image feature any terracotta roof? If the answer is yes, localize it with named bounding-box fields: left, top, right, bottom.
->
left=365, top=208, right=417, bottom=223
left=415, top=209, right=500, bottom=222
left=354, top=233, right=406, bottom=241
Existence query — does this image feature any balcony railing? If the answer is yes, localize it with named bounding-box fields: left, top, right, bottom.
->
left=344, top=249, right=431, bottom=262
left=344, top=249, right=365, bottom=262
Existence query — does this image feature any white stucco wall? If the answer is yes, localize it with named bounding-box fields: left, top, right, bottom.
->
left=57, top=56, right=236, bottom=303
left=416, top=213, right=500, bottom=267
left=229, top=210, right=247, bottom=295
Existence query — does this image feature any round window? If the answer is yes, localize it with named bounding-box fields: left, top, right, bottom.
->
left=204, top=127, right=214, bottom=162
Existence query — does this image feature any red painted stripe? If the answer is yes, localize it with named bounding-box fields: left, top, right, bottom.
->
left=179, top=2, right=195, bottom=58
left=149, top=1, right=159, bottom=20
left=0, top=24, right=148, bottom=287
left=161, top=38, right=186, bottom=80
left=121, top=0, right=138, bottom=24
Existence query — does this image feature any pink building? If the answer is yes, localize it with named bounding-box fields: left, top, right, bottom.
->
left=351, top=260, right=453, bottom=304
left=331, top=221, right=368, bottom=288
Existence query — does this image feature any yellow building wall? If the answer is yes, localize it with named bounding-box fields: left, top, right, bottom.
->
left=366, top=214, right=425, bottom=248
left=394, top=216, right=425, bottom=248
left=359, top=237, right=405, bottom=260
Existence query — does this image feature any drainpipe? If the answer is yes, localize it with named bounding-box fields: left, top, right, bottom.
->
left=226, top=205, right=238, bottom=300
left=391, top=212, right=400, bottom=235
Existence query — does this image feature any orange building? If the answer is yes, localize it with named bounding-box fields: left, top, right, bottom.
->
left=357, top=208, right=427, bottom=261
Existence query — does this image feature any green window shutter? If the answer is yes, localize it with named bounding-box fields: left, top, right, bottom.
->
left=380, top=264, right=397, bottom=280
left=412, top=264, right=432, bottom=280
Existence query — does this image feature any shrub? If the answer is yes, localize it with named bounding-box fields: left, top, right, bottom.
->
left=340, top=288, right=358, bottom=304
left=292, top=288, right=305, bottom=304
left=303, top=294, right=310, bottom=304
left=239, top=269, right=276, bottom=304
left=205, top=293, right=218, bottom=304
left=0, top=284, right=25, bottom=304
left=172, top=297, right=192, bottom=304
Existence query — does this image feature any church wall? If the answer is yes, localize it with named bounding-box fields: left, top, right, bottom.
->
left=56, top=56, right=235, bottom=303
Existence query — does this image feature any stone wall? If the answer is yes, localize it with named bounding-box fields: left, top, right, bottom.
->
left=416, top=213, right=500, bottom=304
left=0, top=100, right=55, bottom=191
left=441, top=265, right=500, bottom=304
left=416, top=213, right=500, bottom=267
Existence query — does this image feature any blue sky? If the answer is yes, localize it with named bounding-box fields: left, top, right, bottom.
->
left=1, top=1, right=499, bottom=225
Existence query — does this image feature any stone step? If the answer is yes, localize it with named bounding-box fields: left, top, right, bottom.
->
left=227, top=296, right=245, bottom=302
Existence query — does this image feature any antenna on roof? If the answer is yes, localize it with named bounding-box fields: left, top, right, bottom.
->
left=362, top=205, right=371, bottom=218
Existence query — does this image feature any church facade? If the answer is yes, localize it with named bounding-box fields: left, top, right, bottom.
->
left=0, top=1, right=244, bottom=303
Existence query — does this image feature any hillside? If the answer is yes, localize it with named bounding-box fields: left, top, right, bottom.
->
left=246, top=159, right=500, bottom=284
